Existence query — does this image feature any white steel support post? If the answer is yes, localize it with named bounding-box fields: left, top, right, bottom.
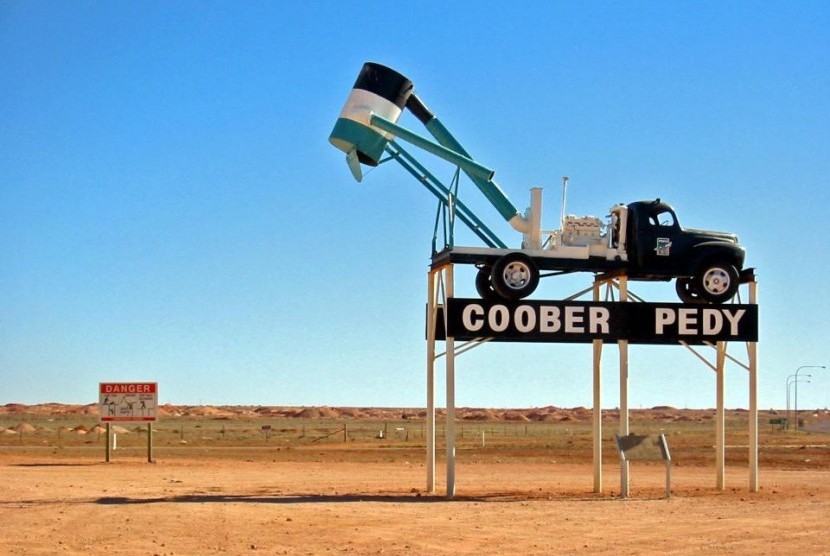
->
left=592, top=279, right=603, bottom=493
left=425, top=268, right=439, bottom=494
left=618, top=276, right=630, bottom=498
left=748, top=280, right=759, bottom=492
left=715, top=341, right=727, bottom=490
left=444, top=265, right=456, bottom=499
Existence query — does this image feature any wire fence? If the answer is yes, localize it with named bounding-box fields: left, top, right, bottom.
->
left=0, top=414, right=762, bottom=451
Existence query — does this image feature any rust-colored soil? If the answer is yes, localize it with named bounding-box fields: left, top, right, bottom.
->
left=1, top=457, right=828, bottom=555
left=1, top=405, right=828, bottom=555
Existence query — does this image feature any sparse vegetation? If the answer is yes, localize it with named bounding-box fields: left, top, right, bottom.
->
left=2, top=404, right=828, bottom=469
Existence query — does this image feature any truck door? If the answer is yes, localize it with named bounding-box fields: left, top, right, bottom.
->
left=635, top=204, right=683, bottom=274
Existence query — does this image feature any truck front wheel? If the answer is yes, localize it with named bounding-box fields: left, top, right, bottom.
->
left=491, top=253, right=539, bottom=300
left=694, top=261, right=739, bottom=304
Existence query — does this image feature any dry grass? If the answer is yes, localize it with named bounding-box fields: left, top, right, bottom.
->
left=2, top=406, right=828, bottom=470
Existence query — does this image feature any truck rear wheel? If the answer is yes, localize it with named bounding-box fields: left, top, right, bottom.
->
left=491, top=253, right=539, bottom=300
left=475, top=267, right=498, bottom=300
left=675, top=277, right=704, bottom=304
left=694, top=261, right=739, bottom=304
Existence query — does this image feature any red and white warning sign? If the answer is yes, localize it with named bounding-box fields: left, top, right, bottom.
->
left=99, top=382, right=158, bottom=422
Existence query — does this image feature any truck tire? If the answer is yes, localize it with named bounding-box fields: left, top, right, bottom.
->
left=475, top=267, right=498, bottom=300
left=675, top=277, right=704, bottom=304
left=491, top=253, right=539, bottom=300
left=694, top=261, right=739, bottom=304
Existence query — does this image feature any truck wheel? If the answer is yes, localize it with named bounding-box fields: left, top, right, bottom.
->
left=491, top=253, right=539, bottom=300
left=675, top=277, right=704, bottom=304
left=475, top=267, right=498, bottom=300
left=694, top=261, right=739, bottom=304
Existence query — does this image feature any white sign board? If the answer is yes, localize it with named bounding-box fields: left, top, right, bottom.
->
left=99, top=382, right=158, bottom=422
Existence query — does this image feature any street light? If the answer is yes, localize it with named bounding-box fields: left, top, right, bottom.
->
left=787, top=375, right=810, bottom=430
left=794, top=365, right=826, bottom=432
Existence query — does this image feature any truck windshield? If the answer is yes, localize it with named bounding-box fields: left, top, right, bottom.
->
left=648, top=209, right=676, bottom=228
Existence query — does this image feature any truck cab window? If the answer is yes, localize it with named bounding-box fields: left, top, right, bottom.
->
left=649, top=209, right=676, bottom=228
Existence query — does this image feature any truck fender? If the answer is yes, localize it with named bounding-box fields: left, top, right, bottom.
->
left=685, top=242, right=744, bottom=275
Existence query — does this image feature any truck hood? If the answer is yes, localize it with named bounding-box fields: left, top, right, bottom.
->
left=684, top=228, right=739, bottom=244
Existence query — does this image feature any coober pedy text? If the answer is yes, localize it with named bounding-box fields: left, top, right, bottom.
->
left=442, top=299, right=757, bottom=344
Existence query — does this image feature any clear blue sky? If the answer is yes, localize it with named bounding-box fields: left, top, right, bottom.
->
left=2, top=1, right=828, bottom=410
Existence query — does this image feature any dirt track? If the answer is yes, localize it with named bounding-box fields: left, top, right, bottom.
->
left=2, top=454, right=828, bottom=555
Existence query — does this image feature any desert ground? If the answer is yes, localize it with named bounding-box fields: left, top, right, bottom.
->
left=2, top=403, right=829, bottom=555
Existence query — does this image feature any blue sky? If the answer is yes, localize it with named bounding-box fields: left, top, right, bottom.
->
left=2, top=1, right=828, bottom=410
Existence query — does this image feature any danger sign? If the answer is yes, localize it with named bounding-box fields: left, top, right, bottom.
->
left=99, top=382, right=158, bottom=422
left=101, top=383, right=156, bottom=394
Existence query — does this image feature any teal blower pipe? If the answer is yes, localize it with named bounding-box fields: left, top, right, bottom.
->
left=329, top=62, right=530, bottom=233
left=405, top=93, right=528, bottom=232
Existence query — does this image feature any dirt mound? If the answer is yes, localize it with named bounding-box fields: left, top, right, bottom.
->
left=502, top=411, right=531, bottom=422
left=184, top=406, right=236, bottom=418
left=524, top=406, right=564, bottom=421
left=0, top=403, right=801, bottom=427
left=337, top=408, right=372, bottom=419
left=157, top=404, right=177, bottom=417
left=11, top=423, right=36, bottom=433
left=462, top=409, right=498, bottom=421
left=295, top=407, right=340, bottom=420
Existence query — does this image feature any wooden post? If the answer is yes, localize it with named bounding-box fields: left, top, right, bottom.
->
left=716, top=341, right=726, bottom=490
left=748, top=279, right=759, bottom=492
left=426, top=268, right=437, bottom=493
left=618, top=276, right=630, bottom=498
left=592, top=278, right=603, bottom=493
left=147, top=422, right=153, bottom=463
left=445, top=264, right=456, bottom=499
left=105, top=422, right=111, bottom=463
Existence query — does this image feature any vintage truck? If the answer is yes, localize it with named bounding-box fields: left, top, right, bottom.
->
left=329, top=62, right=749, bottom=304
left=434, top=197, right=747, bottom=304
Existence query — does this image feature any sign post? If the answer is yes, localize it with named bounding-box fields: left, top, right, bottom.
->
left=615, top=433, right=672, bottom=499
left=427, top=268, right=759, bottom=498
left=99, top=382, right=158, bottom=463
left=105, top=422, right=111, bottom=462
